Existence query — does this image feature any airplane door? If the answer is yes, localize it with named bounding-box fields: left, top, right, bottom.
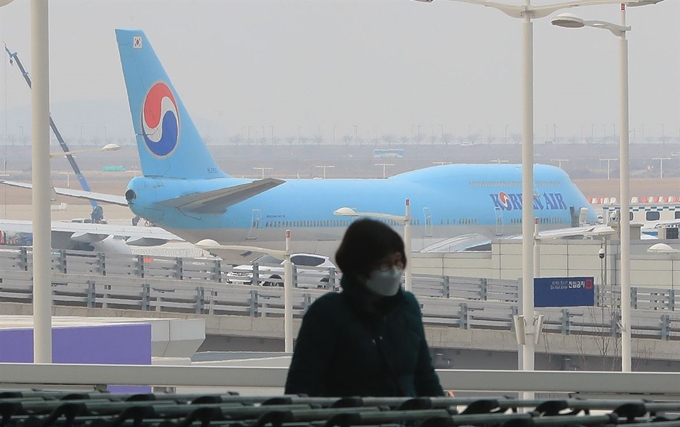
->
left=423, top=207, right=433, bottom=237
left=494, top=207, right=504, bottom=236
left=246, top=209, right=262, bottom=240
left=569, top=206, right=578, bottom=227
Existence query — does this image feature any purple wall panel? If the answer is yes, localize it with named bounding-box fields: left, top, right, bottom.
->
left=0, top=323, right=152, bottom=393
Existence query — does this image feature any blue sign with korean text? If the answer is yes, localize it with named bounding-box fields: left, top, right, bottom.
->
left=534, top=277, right=595, bottom=308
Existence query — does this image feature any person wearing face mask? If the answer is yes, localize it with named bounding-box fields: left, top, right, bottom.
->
left=284, top=218, right=444, bottom=397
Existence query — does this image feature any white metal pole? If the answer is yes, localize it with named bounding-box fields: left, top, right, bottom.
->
left=283, top=230, right=293, bottom=353
left=32, top=0, right=52, bottom=364
left=619, top=2, right=631, bottom=372
left=533, top=218, right=540, bottom=278
left=404, top=198, right=412, bottom=292
left=521, top=6, right=536, bottom=398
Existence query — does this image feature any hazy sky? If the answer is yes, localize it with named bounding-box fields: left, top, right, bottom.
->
left=0, top=0, right=677, bottom=143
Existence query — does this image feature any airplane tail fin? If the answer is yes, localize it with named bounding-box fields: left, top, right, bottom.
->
left=115, top=29, right=228, bottom=180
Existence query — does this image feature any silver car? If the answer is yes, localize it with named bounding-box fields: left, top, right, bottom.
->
left=226, top=253, right=337, bottom=288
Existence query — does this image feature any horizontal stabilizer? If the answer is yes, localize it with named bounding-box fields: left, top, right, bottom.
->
left=0, top=180, right=129, bottom=206
left=157, top=178, right=285, bottom=214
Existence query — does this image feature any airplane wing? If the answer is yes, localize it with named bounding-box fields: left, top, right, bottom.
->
left=504, top=225, right=617, bottom=241
left=534, top=225, right=616, bottom=241
left=156, top=178, right=285, bottom=214
left=0, top=180, right=129, bottom=206
left=0, top=219, right=183, bottom=246
left=417, top=234, right=492, bottom=253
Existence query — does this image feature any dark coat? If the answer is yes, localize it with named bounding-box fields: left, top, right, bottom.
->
left=284, top=275, right=444, bottom=397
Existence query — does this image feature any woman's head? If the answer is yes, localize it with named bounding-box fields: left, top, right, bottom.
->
left=335, top=218, right=406, bottom=283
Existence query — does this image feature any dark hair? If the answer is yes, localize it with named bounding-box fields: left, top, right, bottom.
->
left=335, top=218, right=406, bottom=279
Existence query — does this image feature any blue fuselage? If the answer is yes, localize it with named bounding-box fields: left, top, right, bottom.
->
left=126, top=163, right=596, bottom=255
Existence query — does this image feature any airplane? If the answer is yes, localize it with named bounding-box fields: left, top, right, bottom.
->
left=2, top=29, right=599, bottom=259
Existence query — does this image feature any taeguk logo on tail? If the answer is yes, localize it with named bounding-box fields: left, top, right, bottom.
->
left=141, top=82, right=180, bottom=157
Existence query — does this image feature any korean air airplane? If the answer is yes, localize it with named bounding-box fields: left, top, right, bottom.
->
left=3, top=29, right=600, bottom=258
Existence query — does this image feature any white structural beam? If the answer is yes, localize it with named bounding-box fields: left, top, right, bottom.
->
left=2, top=364, right=680, bottom=395
left=31, top=0, right=52, bottom=364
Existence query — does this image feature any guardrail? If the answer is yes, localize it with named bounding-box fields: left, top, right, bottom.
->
left=2, top=248, right=680, bottom=340
left=2, top=247, right=520, bottom=300
left=0, top=363, right=679, bottom=395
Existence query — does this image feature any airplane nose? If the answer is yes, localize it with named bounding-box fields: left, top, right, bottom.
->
left=125, top=189, right=137, bottom=202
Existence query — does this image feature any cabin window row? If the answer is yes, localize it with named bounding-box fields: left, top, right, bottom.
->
left=644, top=211, right=680, bottom=221
left=469, top=181, right=522, bottom=187
left=265, top=220, right=352, bottom=228
left=263, top=218, right=423, bottom=228
left=508, top=218, right=564, bottom=224
left=468, top=181, right=562, bottom=187
left=438, top=218, right=478, bottom=225
left=612, top=212, right=680, bottom=221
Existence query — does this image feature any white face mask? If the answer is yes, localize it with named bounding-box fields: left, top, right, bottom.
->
left=365, top=266, right=403, bottom=297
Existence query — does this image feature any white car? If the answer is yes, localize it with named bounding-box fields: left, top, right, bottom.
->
left=226, top=253, right=337, bottom=288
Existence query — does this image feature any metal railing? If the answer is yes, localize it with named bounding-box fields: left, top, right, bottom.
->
left=1, top=248, right=680, bottom=340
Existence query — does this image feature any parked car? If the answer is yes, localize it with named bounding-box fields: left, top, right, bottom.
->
left=226, top=253, right=337, bottom=288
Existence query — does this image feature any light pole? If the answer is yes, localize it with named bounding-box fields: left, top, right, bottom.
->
left=591, top=123, right=596, bottom=143
left=415, top=0, right=660, bottom=386
left=314, top=164, right=334, bottom=179
left=652, top=157, right=670, bottom=178
left=550, top=158, right=569, bottom=169
left=375, top=163, right=394, bottom=179
left=660, top=124, right=665, bottom=145
left=196, top=231, right=294, bottom=352
left=253, top=166, right=273, bottom=179
left=334, top=199, right=412, bottom=292
left=601, top=158, right=618, bottom=180
left=49, top=143, right=121, bottom=159
left=552, top=0, right=664, bottom=372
